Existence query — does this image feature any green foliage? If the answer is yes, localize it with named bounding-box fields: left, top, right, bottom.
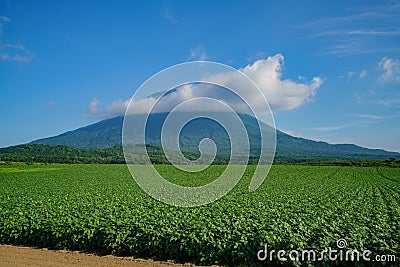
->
left=0, top=144, right=233, bottom=165
left=1, top=143, right=399, bottom=166
left=0, top=144, right=125, bottom=164
left=0, top=164, right=399, bottom=266
left=298, top=158, right=400, bottom=168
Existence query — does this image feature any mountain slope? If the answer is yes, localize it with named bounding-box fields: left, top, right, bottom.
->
left=30, top=113, right=400, bottom=161
left=31, top=116, right=124, bottom=149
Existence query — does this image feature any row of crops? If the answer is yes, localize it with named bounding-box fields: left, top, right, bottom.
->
left=0, top=164, right=399, bottom=266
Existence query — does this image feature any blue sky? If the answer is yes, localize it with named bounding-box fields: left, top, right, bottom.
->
left=1, top=0, right=400, bottom=151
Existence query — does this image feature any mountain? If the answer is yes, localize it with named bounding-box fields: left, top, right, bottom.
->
left=29, top=113, right=400, bottom=162
left=31, top=116, right=124, bottom=149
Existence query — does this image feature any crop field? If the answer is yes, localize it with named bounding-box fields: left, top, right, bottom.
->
left=0, top=164, right=399, bottom=266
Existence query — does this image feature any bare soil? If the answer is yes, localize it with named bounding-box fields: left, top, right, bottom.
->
left=0, top=245, right=209, bottom=267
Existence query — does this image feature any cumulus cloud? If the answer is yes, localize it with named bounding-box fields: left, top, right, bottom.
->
left=87, top=54, right=323, bottom=118
left=109, top=97, right=157, bottom=117
left=247, top=51, right=267, bottom=62
left=212, top=54, right=322, bottom=111
left=84, top=98, right=100, bottom=118
left=86, top=97, right=161, bottom=119
left=379, top=57, right=400, bottom=81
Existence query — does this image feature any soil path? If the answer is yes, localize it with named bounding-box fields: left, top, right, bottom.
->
left=0, top=245, right=206, bottom=267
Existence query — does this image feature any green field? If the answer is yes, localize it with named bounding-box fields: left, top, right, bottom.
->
left=0, top=164, right=399, bottom=266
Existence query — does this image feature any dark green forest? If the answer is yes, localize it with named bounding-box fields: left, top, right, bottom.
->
left=1, top=144, right=399, bottom=167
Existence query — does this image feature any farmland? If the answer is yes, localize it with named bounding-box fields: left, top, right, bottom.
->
left=0, top=164, right=399, bottom=266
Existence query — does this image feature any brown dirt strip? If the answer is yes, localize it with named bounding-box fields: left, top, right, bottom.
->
left=0, top=245, right=214, bottom=267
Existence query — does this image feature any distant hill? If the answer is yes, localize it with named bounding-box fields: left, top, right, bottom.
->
left=28, top=112, right=400, bottom=162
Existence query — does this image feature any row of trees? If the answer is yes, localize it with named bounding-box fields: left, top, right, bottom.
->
left=0, top=144, right=125, bottom=164
left=1, top=144, right=399, bottom=167
left=298, top=158, right=400, bottom=168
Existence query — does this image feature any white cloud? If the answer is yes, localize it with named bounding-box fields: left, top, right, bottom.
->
left=347, top=30, right=400, bottom=36
left=316, top=30, right=400, bottom=37
left=308, top=113, right=398, bottom=133
left=0, top=16, right=10, bottom=22
left=247, top=51, right=267, bottom=62
left=0, top=15, right=10, bottom=34
left=296, top=12, right=388, bottom=29
left=84, top=98, right=100, bottom=118
left=375, top=98, right=400, bottom=106
left=347, top=71, right=355, bottom=79
left=352, top=114, right=383, bottom=119
left=0, top=53, right=33, bottom=62
left=354, top=93, right=364, bottom=103
left=87, top=54, right=322, bottom=118
left=110, top=97, right=157, bottom=117
left=301, top=6, right=400, bottom=57
left=0, top=43, right=34, bottom=63
left=0, top=15, right=10, bottom=30
left=343, top=70, right=367, bottom=79
left=0, top=17, right=34, bottom=63
left=379, top=57, right=400, bottom=81
left=188, top=46, right=208, bottom=61
left=210, top=54, right=322, bottom=111
left=47, top=101, right=56, bottom=107
left=309, top=124, right=350, bottom=131
left=86, top=97, right=160, bottom=119
left=163, top=7, right=177, bottom=24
